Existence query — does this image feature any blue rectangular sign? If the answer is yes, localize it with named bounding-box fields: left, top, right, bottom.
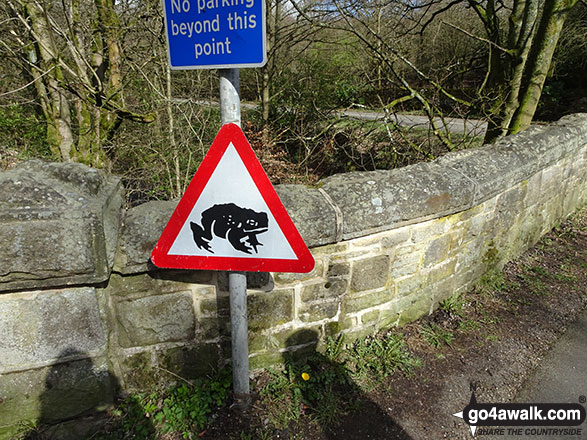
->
left=162, top=0, right=266, bottom=69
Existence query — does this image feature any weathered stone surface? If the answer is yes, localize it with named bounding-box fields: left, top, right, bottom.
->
left=381, top=228, right=411, bottom=249
left=218, top=271, right=273, bottom=291
left=327, top=262, right=350, bottom=278
left=529, top=113, right=587, bottom=169
left=249, top=351, right=284, bottom=370
left=274, top=258, right=324, bottom=285
left=106, top=271, right=213, bottom=298
left=158, top=344, right=220, bottom=380
left=351, top=256, right=390, bottom=292
left=247, top=289, right=294, bottom=331
left=0, top=355, right=114, bottom=437
left=117, top=351, right=158, bottom=391
left=116, top=292, right=195, bottom=347
left=343, top=288, right=394, bottom=314
left=361, top=309, right=380, bottom=325
left=0, top=161, right=123, bottom=291
left=113, top=199, right=177, bottom=274
left=275, top=184, right=338, bottom=247
left=397, top=294, right=434, bottom=325
left=301, top=279, right=348, bottom=302
left=299, top=300, right=339, bottom=322
left=0, top=288, right=106, bottom=373
left=250, top=326, right=321, bottom=353
left=320, top=162, right=475, bottom=240
left=436, top=143, right=534, bottom=206
left=422, top=234, right=452, bottom=268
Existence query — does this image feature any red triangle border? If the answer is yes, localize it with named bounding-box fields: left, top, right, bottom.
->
left=150, top=123, right=315, bottom=273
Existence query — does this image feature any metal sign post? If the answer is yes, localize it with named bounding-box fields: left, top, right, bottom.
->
left=218, top=68, right=250, bottom=400
left=156, top=2, right=313, bottom=408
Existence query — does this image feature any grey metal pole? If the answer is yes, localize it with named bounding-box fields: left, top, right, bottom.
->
left=228, top=271, right=249, bottom=397
left=219, top=69, right=241, bottom=126
left=219, top=68, right=250, bottom=400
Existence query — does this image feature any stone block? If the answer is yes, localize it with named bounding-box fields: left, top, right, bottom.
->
left=0, top=288, right=106, bottom=372
left=118, top=351, right=158, bottom=391
left=381, top=227, right=411, bottom=249
left=113, top=199, right=177, bottom=274
left=350, top=255, right=390, bottom=292
left=158, top=344, right=220, bottom=380
left=0, top=161, right=123, bottom=291
left=397, top=294, right=434, bottom=326
left=327, top=262, right=350, bottom=278
left=0, top=356, right=115, bottom=435
left=199, top=294, right=230, bottom=317
left=247, top=289, right=294, bottom=331
left=389, top=254, right=420, bottom=279
left=425, top=258, right=457, bottom=284
left=311, top=242, right=349, bottom=255
left=274, top=259, right=324, bottom=286
left=106, top=271, right=213, bottom=298
left=249, top=351, right=284, bottom=370
left=379, top=306, right=401, bottom=328
left=361, top=309, right=380, bottom=325
left=343, top=288, right=394, bottom=314
left=320, top=163, right=475, bottom=240
left=436, top=141, right=535, bottom=205
left=275, top=184, right=338, bottom=247
left=422, top=234, right=451, bottom=268
left=299, top=300, right=339, bottom=322
left=410, top=218, right=448, bottom=244
left=250, top=326, right=321, bottom=353
left=396, top=275, right=424, bottom=297
left=116, top=292, right=195, bottom=347
left=301, top=280, right=348, bottom=302
left=530, top=114, right=587, bottom=169
left=198, top=316, right=231, bottom=340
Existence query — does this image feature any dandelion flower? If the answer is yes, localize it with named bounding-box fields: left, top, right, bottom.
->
left=301, top=372, right=310, bottom=381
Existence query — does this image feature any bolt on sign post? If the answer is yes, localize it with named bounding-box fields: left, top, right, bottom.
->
left=156, top=0, right=313, bottom=407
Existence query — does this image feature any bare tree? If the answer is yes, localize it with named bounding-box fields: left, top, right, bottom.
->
left=290, top=0, right=581, bottom=143
left=3, top=0, right=154, bottom=166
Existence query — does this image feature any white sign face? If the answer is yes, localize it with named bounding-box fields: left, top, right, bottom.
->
left=168, top=143, right=296, bottom=259
left=150, top=123, right=315, bottom=273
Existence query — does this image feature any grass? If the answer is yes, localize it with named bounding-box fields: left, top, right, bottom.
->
left=420, top=323, right=455, bottom=347
left=439, top=293, right=467, bottom=317
left=259, top=332, right=421, bottom=430
left=88, top=331, right=416, bottom=438
left=92, top=368, right=232, bottom=440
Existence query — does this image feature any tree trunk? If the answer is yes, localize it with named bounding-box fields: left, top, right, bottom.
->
left=508, top=0, right=578, bottom=133
left=23, top=0, right=75, bottom=161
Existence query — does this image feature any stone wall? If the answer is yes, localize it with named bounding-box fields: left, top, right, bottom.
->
left=1, top=114, right=586, bottom=437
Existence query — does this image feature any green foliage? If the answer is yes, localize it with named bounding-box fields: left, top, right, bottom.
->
left=0, top=105, right=52, bottom=163
left=477, top=271, right=506, bottom=295
left=341, top=333, right=421, bottom=388
left=420, top=323, right=455, bottom=348
left=97, top=368, right=232, bottom=439
left=259, top=332, right=420, bottom=430
left=439, top=293, right=467, bottom=317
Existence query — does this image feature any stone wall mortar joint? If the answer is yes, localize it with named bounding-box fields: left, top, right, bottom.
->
left=318, top=187, right=344, bottom=242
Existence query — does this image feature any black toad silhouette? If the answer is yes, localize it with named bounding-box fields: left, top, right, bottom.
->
left=190, top=203, right=269, bottom=254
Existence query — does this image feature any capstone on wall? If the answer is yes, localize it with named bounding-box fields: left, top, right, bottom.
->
left=0, top=114, right=586, bottom=438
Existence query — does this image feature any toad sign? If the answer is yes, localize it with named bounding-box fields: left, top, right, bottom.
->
left=150, top=123, right=314, bottom=273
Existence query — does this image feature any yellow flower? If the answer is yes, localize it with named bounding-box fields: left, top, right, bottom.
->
left=301, top=372, right=310, bottom=381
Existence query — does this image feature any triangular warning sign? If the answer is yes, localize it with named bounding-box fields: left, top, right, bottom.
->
left=151, top=123, right=315, bottom=273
